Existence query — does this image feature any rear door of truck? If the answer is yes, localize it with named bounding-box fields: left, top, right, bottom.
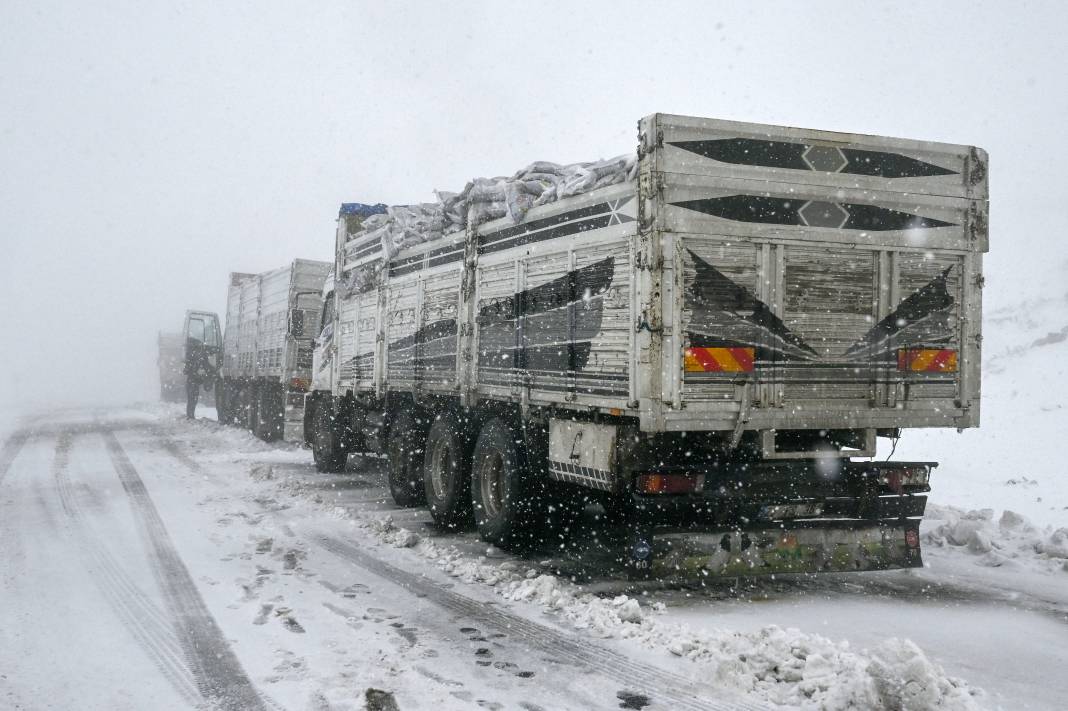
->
left=641, top=114, right=988, bottom=435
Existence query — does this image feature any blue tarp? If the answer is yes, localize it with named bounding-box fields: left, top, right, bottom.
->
left=339, top=202, right=388, bottom=217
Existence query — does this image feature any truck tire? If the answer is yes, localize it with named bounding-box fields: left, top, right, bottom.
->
left=216, top=381, right=234, bottom=425
left=312, top=401, right=348, bottom=473
left=423, top=411, right=475, bottom=529
left=470, top=417, right=541, bottom=549
left=242, top=384, right=258, bottom=432
left=386, top=409, right=429, bottom=508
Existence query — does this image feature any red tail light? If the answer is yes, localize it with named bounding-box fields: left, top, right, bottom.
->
left=878, top=465, right=930, bottom=492
left=636, top=473, right=705, bottom=495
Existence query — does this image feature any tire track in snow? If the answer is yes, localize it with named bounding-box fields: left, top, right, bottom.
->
left=314, top=533, right=761, bottom=711
left=102, top=429, right=268, bottom=711
left=51, top=432, right=203, bottom=707
left=0, top=429, right=30, bottom=484
left=146, top=422, right=750, bottom=709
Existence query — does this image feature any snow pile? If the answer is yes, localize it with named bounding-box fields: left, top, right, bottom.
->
left=248, top=463, right=275, bottom=481
left=924, top=503, right=1068, bottom=571
left=339, top=154, right=637, bottom=294
left=330, top=509, right=982, bottom=710
left=364, top=515, right=421, bottom=549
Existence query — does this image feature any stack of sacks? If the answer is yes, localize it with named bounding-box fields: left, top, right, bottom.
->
left=339, top=154, right=637, bottom=296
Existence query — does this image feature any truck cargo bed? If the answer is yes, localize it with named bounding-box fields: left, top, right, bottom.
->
left=332, top=113, right=986, bottom=438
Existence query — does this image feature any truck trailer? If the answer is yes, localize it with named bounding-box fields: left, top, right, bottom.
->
left=306, top=113, right=988, bottom=578
left=217, top=260, right=332, bottom=441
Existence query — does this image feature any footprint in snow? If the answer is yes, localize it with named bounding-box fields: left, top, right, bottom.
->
left=341, top=582, right=370, bottom=597
left=616, top=691, right=652, bottom=710
left=274, top=607, right=305, bottom=633
left=253, top=604, right=273, bottom=625
left=364, top=688, right=400, bottom=711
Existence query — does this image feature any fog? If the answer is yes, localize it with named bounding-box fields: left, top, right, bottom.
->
left=2, top=0, right=1065, bottom=409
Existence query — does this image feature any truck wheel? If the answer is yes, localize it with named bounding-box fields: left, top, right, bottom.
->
left=216, top=381, right=233, bottom=425
left=470, top=417, right=539, bottom=549
left=387, top=409, right=428, bottom=507
left=423, top=411, right=474, bottom=529
left=312, top=401, right=348, bottom=473
left=242, top=385, right=258, bottom=432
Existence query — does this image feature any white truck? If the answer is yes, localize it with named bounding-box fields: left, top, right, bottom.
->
left=216, top=260, right=332, bottom=441
left=306, top=114, right=988, bottom=578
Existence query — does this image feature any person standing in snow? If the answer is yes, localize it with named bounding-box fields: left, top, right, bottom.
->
left=183, top=338, right=218, bottom=419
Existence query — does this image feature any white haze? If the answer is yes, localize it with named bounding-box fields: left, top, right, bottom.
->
left=1, top=0, right=1066, bottom=408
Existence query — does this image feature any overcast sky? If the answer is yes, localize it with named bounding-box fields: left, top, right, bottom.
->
left=2, top=1, right=1065, bottom=408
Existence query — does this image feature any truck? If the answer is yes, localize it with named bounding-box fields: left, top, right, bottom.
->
left=157, top=331, right=186, bottom=402
left=305, top=113, right=988, bottom=578
left=178, top=310, right=223, bottom=411
left=215, top=261, right=332, bottom=441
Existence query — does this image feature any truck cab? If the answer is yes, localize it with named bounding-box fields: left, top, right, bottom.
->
left=182, top=310, right=222, bottom=370
left=182, top=309, right=222, bottom=406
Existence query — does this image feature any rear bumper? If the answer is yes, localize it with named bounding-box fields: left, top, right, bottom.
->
left=650, top=521, right=923, bottom=577
left=649, top=407, right=977, bottom=432
left=625, top=459, right=930, bottom=577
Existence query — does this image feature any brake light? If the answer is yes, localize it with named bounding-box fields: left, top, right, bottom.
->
left=684, top=347, right=754, bottom=373
left=636, top=473, right=705, bottom=495
left=289, top=377, right=310, bottom=391
left=897, top=348, right=957, bottom=372
left=878, top=465, right=930, bottom=492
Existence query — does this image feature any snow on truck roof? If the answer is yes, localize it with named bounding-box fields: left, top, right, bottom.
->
left=337, top=154, right=638, bottom=293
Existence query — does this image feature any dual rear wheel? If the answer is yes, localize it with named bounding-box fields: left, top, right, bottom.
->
left=386, top=410, right=429, bottom=507
left=397, top=410, right=581, bottom=548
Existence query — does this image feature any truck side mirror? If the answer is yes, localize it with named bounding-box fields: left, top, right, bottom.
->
left=290, top=309, right=305, bottom=337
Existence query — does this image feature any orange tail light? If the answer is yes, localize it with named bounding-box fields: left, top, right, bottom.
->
left=897, top=349, right=957, bottom=372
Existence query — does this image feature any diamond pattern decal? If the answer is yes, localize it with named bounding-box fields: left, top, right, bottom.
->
left=669, top=138, right=958, bottom=178
left=672, top=195, right=957, bottom=231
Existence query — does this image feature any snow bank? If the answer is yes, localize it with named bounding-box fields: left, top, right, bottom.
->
left=892, top=284, right=1068, bottom=529
left=339, top=154, right=638, bottom=294
left=924, top=503, right=1068, bottom=571
left=319, top=512, right=983, bottom=710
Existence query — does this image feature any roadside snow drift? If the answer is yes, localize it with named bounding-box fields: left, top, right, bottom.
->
left=270, top=480, right=986, bottom=710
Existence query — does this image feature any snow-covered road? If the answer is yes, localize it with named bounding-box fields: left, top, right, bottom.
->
left=1, top=405, right=1065, bottom=710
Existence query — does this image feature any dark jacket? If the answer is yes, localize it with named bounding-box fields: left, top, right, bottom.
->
left=183, top=340, right=218, bottom=386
